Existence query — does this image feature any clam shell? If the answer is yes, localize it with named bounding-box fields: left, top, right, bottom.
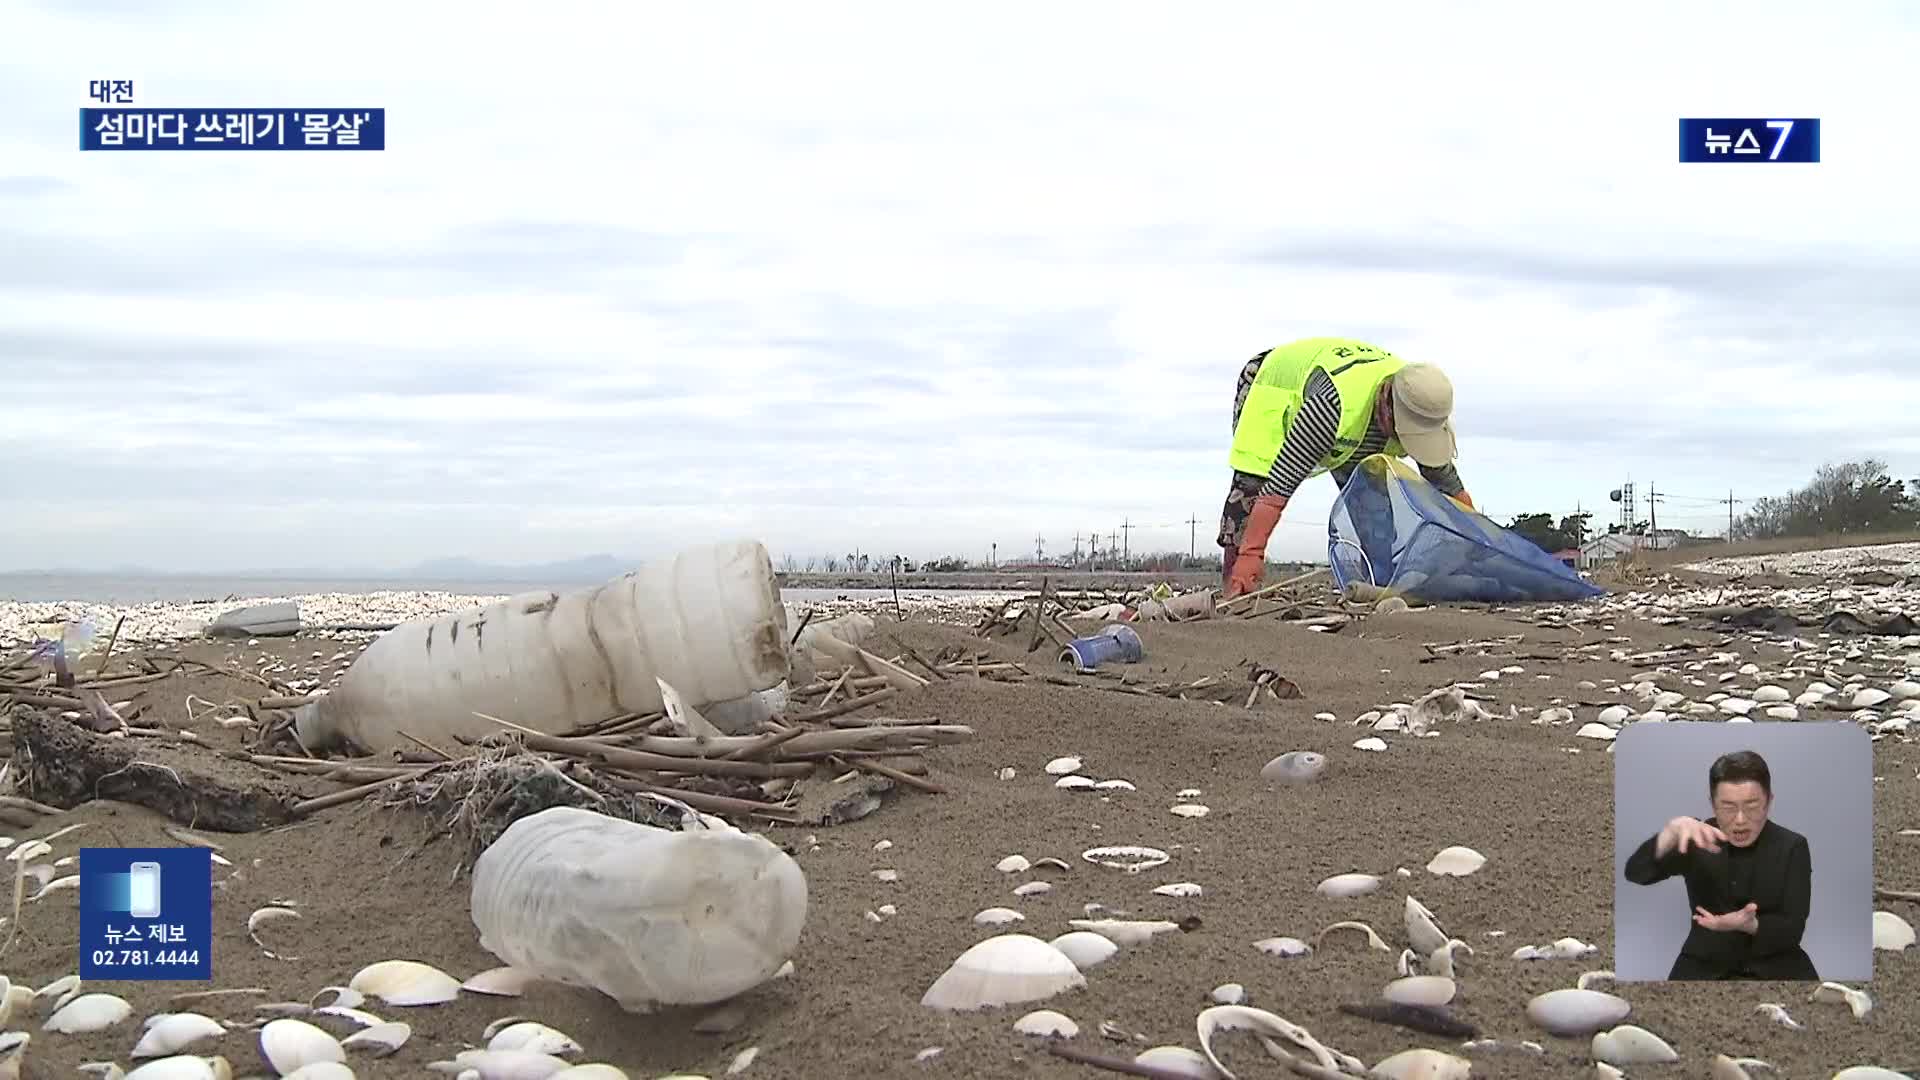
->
left=920, top=934, right=1085, bottom=1010
left=1424, top=846, right=1487, bottom=877
left=258, top=1018, right=345, bottom=1074
left=1373, top=1048, right=1471, bottom=1079
left=1591, top=1024, right=1678, bottom=1066
left=46, top=993, right=134, bottom=1034
left=1012, top=1009, right=1078, bottom=1038
left=1259, top=751, right=1328, bottom=784
left=1525, top=988, right=1630, bottom=1036
left=1133, top=1047, right=1219, bottom=1078
left=1383, top=975, right=1455, bottom=1007
left=347, top=961, right=462, bottom=1007
left=1872, top=910, right=1915, bottom=951
left=133, top=1014, right=227, bottom=1058
left=1047, top=931, right=1119, bottom=970
left=1253, top=936, right=1312, bottom=958
left=1316, top=873, right=1382, bottom=898
left=487, top=1022, right=582, bottom=1056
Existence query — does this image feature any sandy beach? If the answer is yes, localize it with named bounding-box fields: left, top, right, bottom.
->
left=0, top=545, right=1915, bottom=1079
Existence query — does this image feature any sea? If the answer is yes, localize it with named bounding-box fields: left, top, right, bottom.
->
left=0, top=573, right=991, bottom=606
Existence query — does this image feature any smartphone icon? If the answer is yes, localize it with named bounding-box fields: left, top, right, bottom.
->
left=127, top=862, right=162, bottom=919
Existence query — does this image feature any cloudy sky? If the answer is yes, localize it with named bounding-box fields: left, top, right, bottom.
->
left=2, top=1, right=1916, bottom=573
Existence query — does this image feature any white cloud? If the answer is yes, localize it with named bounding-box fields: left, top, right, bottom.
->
left=1, top=0, right=1916, bottom=573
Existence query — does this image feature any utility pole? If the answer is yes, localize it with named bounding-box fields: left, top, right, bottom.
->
left=990, top=542, right=997, bottom=569
left=1071, top=532, right=1083, bottom=562
left=1720, top=489, right=1743, bottom=542
left=1186, top=513, right=1199, bottom=560
left=1033, top=534, right=1045, bottom=562
left=1646, top=484, right=1662, bottom=550
left=1120, top=518, right=1135, bottom=563
left=1109, top=531, right=1120, bottom=565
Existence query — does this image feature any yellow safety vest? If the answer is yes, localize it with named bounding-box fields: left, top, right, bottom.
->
left=1228, top=338, right=1408, bottom=477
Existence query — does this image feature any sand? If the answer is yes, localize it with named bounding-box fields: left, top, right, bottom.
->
left=1, top=576, right=1917, bottom=1079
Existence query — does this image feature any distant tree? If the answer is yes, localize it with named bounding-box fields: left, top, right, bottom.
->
left=777, top=554, right=800, bottom=573
left=855, top=553, right=871, bottom=572
left=824, top=557, right=841, bottom=573
left=1734, top=459, right=1920, bottom=540
left=1505, top=511, right=1594, bottom=553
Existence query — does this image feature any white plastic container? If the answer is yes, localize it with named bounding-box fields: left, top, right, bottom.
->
left=469, top=806, right=807, bottom=1012
left=294, top=540, right=788, bottom=754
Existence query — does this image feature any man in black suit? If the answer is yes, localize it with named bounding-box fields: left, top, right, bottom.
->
left=1623, top=749, right=1818, bottom=980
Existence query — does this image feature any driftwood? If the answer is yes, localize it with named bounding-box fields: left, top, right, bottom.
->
left=12, top=711, right=300, bottom=832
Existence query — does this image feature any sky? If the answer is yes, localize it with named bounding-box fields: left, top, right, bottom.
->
left=2, top=0, right=1917, bottom=572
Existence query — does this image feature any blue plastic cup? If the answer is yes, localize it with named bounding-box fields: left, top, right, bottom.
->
left=1061, top=624, right=1145, bottom=671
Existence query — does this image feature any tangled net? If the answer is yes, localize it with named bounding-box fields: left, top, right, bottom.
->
left=375, top=742, right=681, bottom=862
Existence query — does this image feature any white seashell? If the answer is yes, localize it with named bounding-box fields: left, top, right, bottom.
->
left=1069, top=918, right=1183, bottom=946
left=726, top=1046, right=757, bottom=1075
left=1313, top=712, right=1337, bottom=722
left=434, top=1049, right=570, bottom=1080
left=1576, top=970, right=1614, bottom=990
left=1383, top=975, right=1455, bottom=1006
left=1082, top=845, right=1170, bottom=873
left=974, top=907, right=1025, bottom=926
left=1891, top=680, right=1920, bottom=700
left=310, top=987, right=364, bottom=1010
left=1738, top=663, right=1760, bottom=675
left=1093, top=779, right=1137, bottom=792
left=1352, top=737, right=1388, bottom=751
left=997, top=854, right=1031, bottom=873
left=312, top=1007, right=385, bottom=1028
left=1811, top=981, right=1874, bottom=1019
left=259, top=1018, right=346, bottom=1074
left=1831, top=1068, right=1915, bottom=1080
left=1133, top=1047, right=1220, bottom=1078
left=920, top=934, right=1086, bottom=1010
left=1169, top=804, right=1210, bottom=818
left=461, top=967, right=534, bottom=997
left=1754, top=1003, right=1803, bottom=1030
left=1537, top=707, right=1574, bottom=724
left=1591, top=1024, right=1678, bottom=1065
left=996, top=767, right=1017, bottom=780
left=1153, top=882, right=1202, bottom=898
left=1427, top=939, right=1472, bottom=978
left=1209, top=984, right=1247, bottom=1005
left=1044, top=756, right=1083, bottom=775
left=1425, top=846, right=1486, bottom=877
left=1012, top=1009, right=1078, bottom=1038
left=1176, top=788, right=1202, bottom=799
left=281, top=1065, right=354, bottom=1080
left=1404, top=896, right=1449, bottom=955
left=1196, top=1005, right=1344, bottom=1078
left=1719, top=698, right=1756, bottom=715
left=118, top=1056, right=232, bottom=1080
left=46, top=993, right=134, bottom=1033
left=1316, top=873, right=1381, bottom=898
left=340, top=1022, right=411, bottom=1056
left=1597, top=705, right=1632, bottom=726
left=1809, top=681, right=1837, bottom=695
left=1575, top=723, right=1617, bottom=741
left=348, top=960, right=462, bottom=1006
left=1795, top=691, right=1826, bottom=707
left=549, top=1068, right=628, bottom=1080
left=1260, top=751, right=1328, bottom=784
left=1317, top=920, right=1392, bottom=951
left=1872, top=910, right=1915, bottom=951
left=1525, top=988, right=1631, bottom=1036
left=1652, top=691, right=1685, bottom=710
left=1253, top=936, right=1311, bottom=958
left=872, top=869, right=899, bottom=882
left=1048, top=931, right=1119, bottom=970
left=1013, top=881, right=1052, bottom=897
left=487, top=1023, right=581, bottom=1057
left=1854, top=688, right=1891, bottom=708
left=1764, top=705, right=1799, bottom=720
left=133, top=1014, right=227, bottom=1057
left=1054, top=775, right=1097, bottom=790
left=1372, top=1049, right=1471, bottom=1080
left=1753, top=685, right=1790, bottom=702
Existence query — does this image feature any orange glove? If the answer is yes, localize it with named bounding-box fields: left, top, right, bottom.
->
left=1453, top=490, right=1475, bottom=510
left=1226, top=495, right=1287, bottom=597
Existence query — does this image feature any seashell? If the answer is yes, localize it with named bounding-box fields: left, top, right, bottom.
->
left=1176, top=788, right=1203, bottom=799
left=1831, top=1069, right=1914, bottom=1080
left=872, top=869, right=899, bottom=882
left=1854, top=688, right=1891, bottom=708
left=1525, top=988, right=1631, bottom=1036
left=1082, top=845, right=1170, bottom=873
left=310, top=987, right=364, bottom=1010
left=1048, top=931, right=1119, bottom=970
left=920, top=934, right=1086, bottom=1010
left=996, top=767, right=1017, bottom=780
left=1196, top=1005, right=1344, bottom=1079
left=1794, top=691, right=1825, bottom=707
left=1537, top=707, right=1574, bottom=724
left=1259, top=751, right=1327, bottom=784
left=1597, top=705, right=1632, bottom=726
left=1372, top=1049, right=1471, bottom=1080
left=1352, top=737, right=1388, bottom=752
left=1154, top=882, right=1203, bottom=898
left=340, top=1022, right=410, bottom=1056
left=974, top=907, right=1025, bottom=926
left=1685, top=703, right=1718, bottom=716
left=872, top=840, right=893, bottom=852
left=1591, top=1024, right=1678, bottom=1066
left=1316, top=920, right=1392, bottom=951
left=1891, top=680, right=1920, bottom=700
left=124, top=1058, right=234, bottom=1080
left=549, top=1068, right=627, bottom=1080
left=1425, top=846, right=1486, bottom=877
left=1396, top=948, right=1418, bottom=975
left=1764, top=705, right=1799, bottom=720
left=1404, top=896, right=1449, bottom=955
left=1810, top=981, right=1873, bottom=1020
left=1209, top=984, right=1247, bottom=1005
left=1738, top=663, right=1760, bottom=675
left=488, top=1023, right=580, bottom=1057
left=1383, top=975, right=1455, bottom=1006
left=1068, top=918, right=1183, bottom=946
left=1170, top=804, right=1210, bottom=818
left=46, top=992, right=134, bottom=1033
left=1427, top=939, right=1472, bottom=977
left=1652, top=691, right=1685, bottom=709
left=281, top=1065, right=354, bottom=1080
left=430, top=1049, right=570, bottom=1079
left=1809, top=681, right=1837, bottom=695
left=726, top=1046, right=757, bottom=1075
left=1314, top=712, right=1338, bottom=722
left=997, top=854, right=1031, bottom=873
left=1872, top=910, right=1915, bottom=951
left=348, top=960, right=462, bottom=1006
left=312, top=1006, right=384, bottom=1028
left=461, top=967, right=534, bottom=997
left=1012, top=1009, right=1078, bottom=1038
left=1044, top=756, right=1083, bottom=775
left=1093, top=779, right=1137, bottom=792
left=1013, top=881, right=1052, bottom=897
left=1720, top=698, right=1756, bottom=716
left=1133, top=1047, right=1220, bottom=1078
left=1754, top=1003, right=1803, bottom=1030
left=1576, top=970, right=1614, bottom=990
left=36, top=973, right=82, bottom=1010
left=259, top=1018, right=346, bottom=1074
left=248, top=906, right=302, bottom=959
left=1753, top=685, right=1790, bottom=702
left=1575, top=723, right=1617, bottom=741
left=1055, top=775, right=1097, bottom=790
left=1253, top=937, right=1311, bottom=958
left=1316, top=873, right=1381, bottom=898
left=133, top=1014, right=227, bottom=1058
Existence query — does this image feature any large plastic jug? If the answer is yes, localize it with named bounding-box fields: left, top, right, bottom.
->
left=294, top=540, right=789, bottom=755
left=469, top=806, right=807, bottom=1011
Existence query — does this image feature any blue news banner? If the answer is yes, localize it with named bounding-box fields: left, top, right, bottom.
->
left=80, top=108, right=385, bottom=151
left=1679, top=118, right=1820, bottom=163
left=79, top=847, right=212, bottom=980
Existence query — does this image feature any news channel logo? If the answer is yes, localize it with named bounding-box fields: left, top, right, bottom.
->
left=80, top=79, right=386, bottom=151
left=79, top=847, right=213, bottom=980
left=1679, top=118, right=1820, bottom=163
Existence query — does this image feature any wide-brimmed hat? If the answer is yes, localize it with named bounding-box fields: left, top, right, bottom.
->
left=1390, top=362, right=1458, bottom=467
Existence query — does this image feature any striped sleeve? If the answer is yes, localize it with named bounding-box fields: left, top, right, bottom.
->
left=1259, top=368, right=1341, bottom=500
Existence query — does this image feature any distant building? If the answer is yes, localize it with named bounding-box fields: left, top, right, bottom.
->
left=1578, top=532, right=1684, bottom=569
